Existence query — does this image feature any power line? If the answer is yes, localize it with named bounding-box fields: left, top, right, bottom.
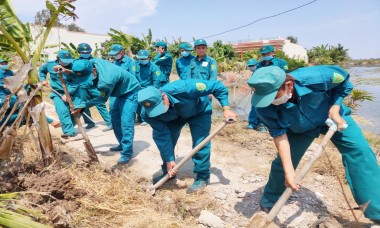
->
left=198, top=0, right=318, bottom=41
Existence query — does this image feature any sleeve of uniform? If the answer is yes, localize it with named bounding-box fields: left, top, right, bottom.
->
left=256, top=107, right=287, bottom=138
left=81, top=86, right=110, bottom=108
left=129, top=61, right=137, bottom=77
left=144, top=118, right=175, bottom=162
left=209, top=58, right=218, bottom=80
left=184, top=79, right=229, bottom=107
left=281, top=59, right=289, bottom=73
left=151, top=65, right=164, bottom=89
left=39, top=64, right=48, bottom=82
left=175, top=60, right=182, bottom=80
left=325, top=66, right=353, bottom=105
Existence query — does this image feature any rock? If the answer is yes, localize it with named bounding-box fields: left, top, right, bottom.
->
left=237, top=192, right=246, bottom=198
left=163, top=196, right=174, bottom=205
left=314, top=175, right=324, bottom=181
left=198, top=210, right=225, bottom=228
left=242, top=180, right=249, bottom=184
left=175, top=179, right=187, bottom=188
left=50, top=205, right=73, bottom=228
left=235, top=188, right=242, bottom=194
left=215, top=192, right=228, bottom=200
left=311, top=216, right=343, bottom=228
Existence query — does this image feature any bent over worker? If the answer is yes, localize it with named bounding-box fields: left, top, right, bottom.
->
left=248, top=65, right=380, bottom=222
left=71, top=59, right=141, bottom=164
left=138, top=79, right=237, bottom=193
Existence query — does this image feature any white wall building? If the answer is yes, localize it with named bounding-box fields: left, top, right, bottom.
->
left=31, top=25, right=110, bottom=61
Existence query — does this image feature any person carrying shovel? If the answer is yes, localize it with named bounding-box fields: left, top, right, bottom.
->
left=248, top=65, right=380, bottom=223
left=137, top=79, right=237, bottom=193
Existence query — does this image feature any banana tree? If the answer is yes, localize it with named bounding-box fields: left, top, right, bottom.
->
left=0, top=0, right=78, bottom=164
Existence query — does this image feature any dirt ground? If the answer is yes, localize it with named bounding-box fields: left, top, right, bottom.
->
left=1, top=100, right=380, bottom=227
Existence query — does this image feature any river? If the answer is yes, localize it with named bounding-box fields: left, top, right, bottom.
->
left=349, top=66, right=380, bottom=135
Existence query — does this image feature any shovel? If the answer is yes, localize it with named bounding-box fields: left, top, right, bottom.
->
left=57, top=70, right=99, bottom=163
left=248, top=118, right=347, bottom=228
left=147, top=119, right=233, bottom=195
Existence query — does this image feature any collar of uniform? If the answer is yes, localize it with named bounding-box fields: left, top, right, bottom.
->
left=118, top=55, right=127, bottom=63
left=196, top=55, right=208, bottom=62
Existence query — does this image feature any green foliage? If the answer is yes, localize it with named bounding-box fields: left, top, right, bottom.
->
left=60, top=42, right=79, bottom=58
left=241, top=50, right=260, bottom=62
left=274, top=50, right=307, bottom=71
left=307, top=43, right=349, bottom=65
left=209, top=40, right=236, bottom=62
left=286, top=35, right=298, bottom=44
left=344, top=88, right=373, bottom=111
left=99, top=28, right=150, bottom=58
left=0, top=193, right=51, bottom=228
left=66, top=23, right=85, bottom=32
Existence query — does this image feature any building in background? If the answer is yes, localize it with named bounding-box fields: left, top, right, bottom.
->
left=31, top=25, right=109, bottom=61
left=230, top=37, right=308, bottom=63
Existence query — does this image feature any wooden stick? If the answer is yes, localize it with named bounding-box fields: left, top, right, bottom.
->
left=48, top=85, right=96, bottom=123
left=57, top=71, right=99, bottom=162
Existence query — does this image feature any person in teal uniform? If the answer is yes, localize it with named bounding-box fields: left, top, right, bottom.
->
left=175, top=42, right=195, bottom=80
left=0, top=59, right=14, bottom=78
left=248, top=65, right=380, bottom=223
left=71, top=59, right=141, bottom=164
left=0, top=59, right=15, bottom=103
left=135, top=50, right=164, bottom=125
left=256, top=45, right=288, bottom=72
left=246, top=58, right=267, bottom=132
left=76, top=43, right=113, bottom=132
left=39, top=50, right=81, bottom=138
left=108, top=44, right=136, bottom=76
left=189, top=39, right=218, bottom=113
left=138, top=79, right=237, bottom=193
left=152, top=41, right=172, bottom=85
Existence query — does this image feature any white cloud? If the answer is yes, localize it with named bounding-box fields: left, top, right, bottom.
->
left=10, top=0, right=159, bottom=34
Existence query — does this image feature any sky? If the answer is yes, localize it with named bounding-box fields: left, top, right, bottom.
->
left=9, top=0, right=380, bottom=59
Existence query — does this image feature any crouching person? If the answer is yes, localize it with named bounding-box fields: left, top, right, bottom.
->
left=137, top=79, right=237, bottom=193
left=70, top=59, right=141, bottom=164
left=248, top=65, right=380, bottom=223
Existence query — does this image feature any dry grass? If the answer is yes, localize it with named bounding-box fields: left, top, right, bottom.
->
left=68, top=165, right=215, bottom=228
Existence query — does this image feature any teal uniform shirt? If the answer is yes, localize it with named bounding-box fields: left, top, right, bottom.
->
left=257, top=57, right=288, bottom=72
left=136, top=61, right=163, bottom=88
left=256, top=65, right=352, bottom=138
left=80, top=58, right=140, bottom=108
left=189, top=55, right=218, bottom=80
left=257, top=65, right=380, bottom=220
left=152, top=52, right=173, bottom=83
left=39, top=60, right=78, bottom=95
left=176, top=54, right=195, bottom=80
left=142, top=79, right=229, bottom=162
left=114, top=55, right=137, bottom=76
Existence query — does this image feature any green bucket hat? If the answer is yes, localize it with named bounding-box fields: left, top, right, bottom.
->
left=57, top=50, right=73, bottom=64
left=77, top=43, right=92, bottom=53
left=179, top=42, right=193, bottom=51
left=154, top=41, right=167, bottom=48
left=246, top=59, right=259, bottom=66
left=194, top=39, right=207, bottom=47
left=136, top=50, right=150, bottom=59
left=248, top=66, right=286, bottom=108
left=137, top=86, right=166, bottom=118
left=259, top=45, right=275, bottom=54
left=108, top=44, right=125, bottom=55
left=72, top=59, right=92, bottom=77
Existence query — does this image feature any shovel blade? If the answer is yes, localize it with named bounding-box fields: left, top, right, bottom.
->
left=248, top=213, right=279, bottom=228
